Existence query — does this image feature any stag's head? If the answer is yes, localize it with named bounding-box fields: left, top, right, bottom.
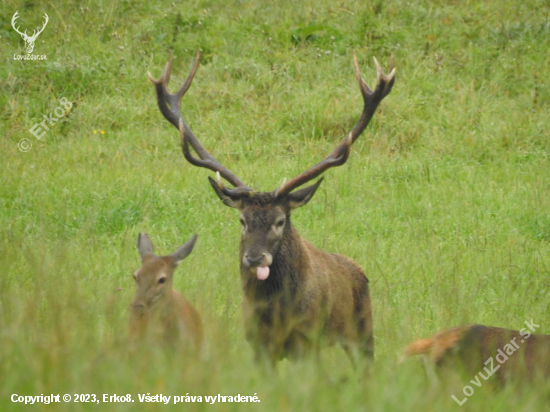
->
left=149, top=52, right=395, bottom=280
left=11, top=11, right=49, bottom=54
left=207, top=175, right=324, bottom=279
left=131, top=233, right=198, bottom=315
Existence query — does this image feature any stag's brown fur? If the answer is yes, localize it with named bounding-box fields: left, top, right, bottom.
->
left=404, top=324, right=550, bottom=382
left=236, top=193, right=373, bottom=367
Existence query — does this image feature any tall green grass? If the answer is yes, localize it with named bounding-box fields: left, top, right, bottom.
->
left=1, top=0, right=550, bottom=410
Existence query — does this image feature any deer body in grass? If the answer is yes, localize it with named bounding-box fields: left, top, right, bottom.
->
left=149, top=52, right=395, bottom=367
left=404, top=323, right=550, bottom=383
left=130, top=233, right=203, bottom=352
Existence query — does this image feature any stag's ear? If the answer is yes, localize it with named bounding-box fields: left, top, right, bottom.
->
left=138, top=233, right=154, bottom=260
left=170, top=234, right=198, bottom=266
left=287, top=178, right=324, bottom=209
left=208, top=176, right=243, bottom=209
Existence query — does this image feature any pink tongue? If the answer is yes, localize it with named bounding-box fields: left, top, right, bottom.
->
left=256, top=266, right=270, bottom=280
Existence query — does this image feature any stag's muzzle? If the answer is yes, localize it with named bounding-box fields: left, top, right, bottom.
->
left=243, top=253, right=272, bottom=280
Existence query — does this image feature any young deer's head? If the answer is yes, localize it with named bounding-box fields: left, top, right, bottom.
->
left=131, top=233, right=198, bottom=315
left=149, top=51, right=394, bottom=281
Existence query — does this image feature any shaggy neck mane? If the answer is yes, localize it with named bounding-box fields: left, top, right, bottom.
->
left=243, top=219, right=307, bottom=301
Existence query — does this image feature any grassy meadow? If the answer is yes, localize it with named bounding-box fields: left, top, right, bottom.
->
left=1, top=0, right=550, bottom=410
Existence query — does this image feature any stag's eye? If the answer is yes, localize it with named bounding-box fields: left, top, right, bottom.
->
left=276, top=219, right=286, bottom=228
left=158, top=277, right=166, bottom=284
left=133, top=273, right=138, bottom=282
left=239, top=218, right=246, bottom=227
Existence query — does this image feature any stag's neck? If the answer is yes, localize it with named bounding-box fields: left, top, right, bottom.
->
left=242, top=220, right=309, bottom=301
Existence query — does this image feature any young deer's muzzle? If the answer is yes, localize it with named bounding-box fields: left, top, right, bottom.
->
left=131, top=301, right=146, bottom=315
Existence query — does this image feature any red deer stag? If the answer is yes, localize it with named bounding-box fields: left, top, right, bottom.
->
left=130, top=233, right=203, bottom=353
left=403, top=323, right=550, bottom=384
left=148, top=52, right=395, bottom=368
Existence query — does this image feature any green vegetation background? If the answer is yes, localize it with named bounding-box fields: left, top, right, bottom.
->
left=1, top=0, right=549, bottom=410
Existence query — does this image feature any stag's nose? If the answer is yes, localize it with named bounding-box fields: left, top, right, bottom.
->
left=244, top=253, right=264, bottom=268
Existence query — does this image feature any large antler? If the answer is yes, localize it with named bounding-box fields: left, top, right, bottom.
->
left=274, top=51, right=395, bottom=198
left=148, top=51, right=249, bottom=190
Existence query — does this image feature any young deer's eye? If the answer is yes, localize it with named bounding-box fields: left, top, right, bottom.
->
left=276, top=219, right=286, bottom=227
left=239, top=218, right=246, bottom=226
left=158, top=277, right=166, bottom=284
left=133, top=273, right=138, bottom=282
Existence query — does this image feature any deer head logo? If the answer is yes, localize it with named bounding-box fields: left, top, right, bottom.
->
left=11, top=11, right=49, bottom=54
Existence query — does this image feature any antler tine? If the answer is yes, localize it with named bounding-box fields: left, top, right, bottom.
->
left=150, top=52, right=249, bottom=190
left=147, top=52, right=200, bottom=131
left=275, top=51, right=395, bottom=198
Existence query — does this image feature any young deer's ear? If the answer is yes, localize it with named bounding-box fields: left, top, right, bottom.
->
left=137, top=233, right=155, bottom=260
left=287, top=178, right=324, bottom=209
left=208, top=176, right=243, bottom=209
left=170, top=234, right=198, bottom=266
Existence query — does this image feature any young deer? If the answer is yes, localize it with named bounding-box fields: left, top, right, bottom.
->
left=148, top=52, right=395, bottom=368
left=129, top=233, right=203, bottom=352
left=403, top=323, right=550, bottom=383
